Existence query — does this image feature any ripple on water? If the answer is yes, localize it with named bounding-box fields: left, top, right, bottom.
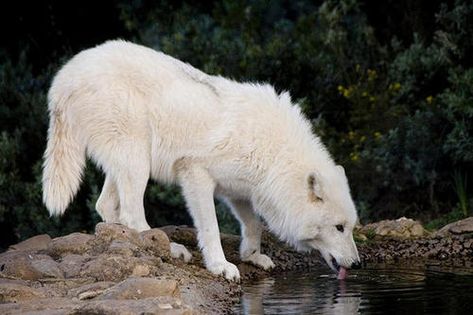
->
left=235, top=264, right=473, bottom=314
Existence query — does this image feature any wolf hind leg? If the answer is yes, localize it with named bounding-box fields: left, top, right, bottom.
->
left=100, top=139, right=151, bottom=232
left=96, top=175, right=120, bottom=223
left=226, top=198, right=275, bottom=270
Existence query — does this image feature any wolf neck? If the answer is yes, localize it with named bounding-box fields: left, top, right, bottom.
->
left=250, top=139, right=335, bottom=247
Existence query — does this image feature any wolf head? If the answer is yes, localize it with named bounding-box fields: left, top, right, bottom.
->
left=256, top=162, right=361, bottom=274
left=296, top=165, right=361, bottom=272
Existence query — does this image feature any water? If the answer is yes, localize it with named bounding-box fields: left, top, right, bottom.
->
left=235, top=263, right=473, bottom=314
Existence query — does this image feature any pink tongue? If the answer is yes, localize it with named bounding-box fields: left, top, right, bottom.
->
left=337, top=267, right=347, bottom=280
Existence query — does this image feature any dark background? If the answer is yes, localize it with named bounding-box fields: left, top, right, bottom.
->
left=0, top=0, right=472, bottom=250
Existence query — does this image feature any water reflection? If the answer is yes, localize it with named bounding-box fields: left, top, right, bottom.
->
left=236, top=264, right=473, bottom=314
left=239, top=272, right=362, bottom=314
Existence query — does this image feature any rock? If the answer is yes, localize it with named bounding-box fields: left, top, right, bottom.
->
left=59, top=254, right=91, bottom=278
left=8, top=234, right=52, bottom=252
left=80, top=254, right=136, bottom=282
left=358, top=217, right=429, bottom=239
left=48, top=232, right=94, bottom=256
left=30, top=255, right=64, bottom=279
left=98, top=277, right=180, bottom=300
left=107, top=239, right=139, bottom=256
left=436, top=217, right=473, bottom=236
left=0, top=297, right=81, bottom=314
left=76, top=298, right=193, bottom=315
left=132, top=264, right=152, bottom=277
left=0, top=223, right=244, bottom=314
left=0, top=280, right=44, bottom=303
left=140, top=228, right=171, bottom=258
left=68, top=281, right=116, bottom=300
left=95, top=223, right=141, bottom=246
left=0, top=251, right=53, bottom=280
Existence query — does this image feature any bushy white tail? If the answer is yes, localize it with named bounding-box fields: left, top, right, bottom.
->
left=42, top=108, right=85, bottom=216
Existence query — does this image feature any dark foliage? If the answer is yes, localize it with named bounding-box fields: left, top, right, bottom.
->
left=0, top=0, right=471, bottom=249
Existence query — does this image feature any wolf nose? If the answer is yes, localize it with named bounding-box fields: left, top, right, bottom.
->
left=351, top=261, right=362, bottom=269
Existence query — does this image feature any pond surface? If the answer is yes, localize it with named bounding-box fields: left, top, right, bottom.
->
left=234, top=262, right=473, bottom=314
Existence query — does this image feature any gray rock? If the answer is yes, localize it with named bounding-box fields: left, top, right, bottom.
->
left=68, top=281, right=116, bottom=300
left=0, top=252, right=48, bottom=280
left=8, top=234, right=52, bottom=252
left=77, top=298, right=193, bottom=315
left=59, top=254, right=91, bottom=278
left=98, top=277, right=180, bottom=300
left=48, top=233, right=94, bottom=256
left=107, top=240, right=139, bottom=257
left=0, top=297, right=80, bottom=314
left=94, top=223, right=141, bottom=246
left=79, top=254, right=135, bottom=281
left=0, top=281, right=44, bottom=303
left=30, top=255, right=64, bottom=279
left=357, top=217, right=429, bottom=239
left=437, top=217, right=473, bottom=236
left=140, top=228, right=171, bottom=259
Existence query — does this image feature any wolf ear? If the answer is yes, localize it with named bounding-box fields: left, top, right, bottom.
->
left=308, top=172, right=323, bottom=202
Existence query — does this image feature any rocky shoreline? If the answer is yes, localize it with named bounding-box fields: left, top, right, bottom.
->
left=356, top=217, right=473, bottom=264
left=1, top=217, right=472, bottom=314
left=0, top=223, right=240, bottom=314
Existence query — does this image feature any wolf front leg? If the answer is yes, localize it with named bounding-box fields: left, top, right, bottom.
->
left=176, top=161, right=240, bottom=281
left=227, top=199, right=275, bottom=270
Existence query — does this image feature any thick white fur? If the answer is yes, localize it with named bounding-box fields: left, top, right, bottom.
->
left=42, top=40, right=360, bottom=281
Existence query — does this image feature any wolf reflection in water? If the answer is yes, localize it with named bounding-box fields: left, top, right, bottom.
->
left=236, top=266, right=473, bottom=314
left=239, top=274, right=361, bottom=314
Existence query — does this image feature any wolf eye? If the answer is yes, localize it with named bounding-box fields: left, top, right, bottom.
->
left=336, top=225, right=344, bottom=233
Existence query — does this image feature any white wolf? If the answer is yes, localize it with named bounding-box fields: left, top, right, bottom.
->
left=42, top=40, right=361, bottom=281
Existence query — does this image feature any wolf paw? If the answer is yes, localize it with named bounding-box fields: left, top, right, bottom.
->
left=207, top=261, right=240, bottom=281
left=243, top=253, right=275, bottom=270
left=170, top=242, right=192, bottom=262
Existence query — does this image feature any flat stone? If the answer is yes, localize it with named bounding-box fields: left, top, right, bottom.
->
left=30, top=255, right=64, bottom=279
left=80, top=254, right=136, bottom=282
left=8, top=234, right=52, bottom=252
left=437, top=217, right=473, bottom=236
left=0, top=297, right=80, bottom=314
left=59, top=254, right=91, bottom=278
left=107, top=240, right=139, bottom=256
left=0, top=251, right=43, bottom=280
left=68, top=281, right=116, bottom=300
left=98, top=277, right=180, bottom=300
left=48, top=232, right=94, bottom=256
left=77, top=298, right=193, bottom=315
left=0, top=282, right=44, bottom=303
